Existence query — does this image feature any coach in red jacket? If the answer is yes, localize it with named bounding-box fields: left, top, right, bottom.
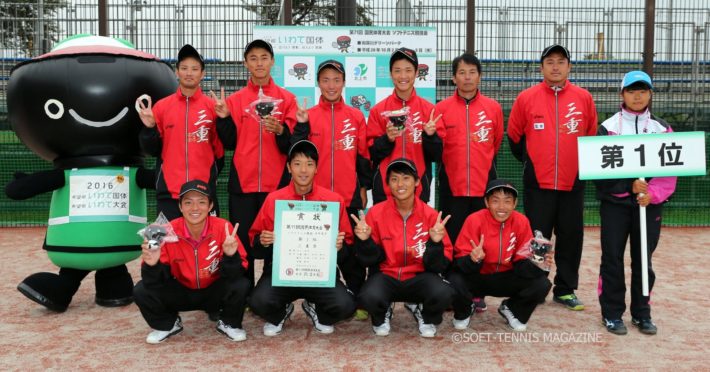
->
left=138, top=44, right=224, bottom=220
left=507, top=44, right=597, bottom=311
left=133, top=180, right=250, bottom=343
left=436, top=53, right=504, bottom=245
left=447, top=180, right=552, bottom=332
left=367, top=47, right=443, bottom=204
left=216, top=39, right=300, bottom=286
left=352, top=158, right=454, bottom=338
left=248, top=140, right=356, bottom=336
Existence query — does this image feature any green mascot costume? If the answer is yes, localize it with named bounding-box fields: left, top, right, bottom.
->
left=5, top=35, right=176, bottom=312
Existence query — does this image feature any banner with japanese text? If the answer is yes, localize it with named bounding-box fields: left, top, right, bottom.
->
left=578, top=132, right=707, bottom=179
left=253, top=25, right=437, bottom=116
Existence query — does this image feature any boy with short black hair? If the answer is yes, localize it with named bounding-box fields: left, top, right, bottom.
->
left=447, top=179, right=552, bottom=332
left=595, top=71, right=676, bottom=336
left=133, top=179, right=250, bottom=343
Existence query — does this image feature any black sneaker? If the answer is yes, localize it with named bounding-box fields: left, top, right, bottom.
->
left=603, top=318, right=628, bottom=335
left=553, top=294, right=585, bottom=311
left=631, top=318, right=657, bottom=335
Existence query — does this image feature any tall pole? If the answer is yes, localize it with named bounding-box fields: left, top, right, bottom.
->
left=98, top=0, right=108, bottom=36
left=466, top=0, right=475, bottom=54
left=643, top=0, right=655, bottom=76
left=283, top=0, right=292, bottom=25
left=337, top=0, right=357, bottom=26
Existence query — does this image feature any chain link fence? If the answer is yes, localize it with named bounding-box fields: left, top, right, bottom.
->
left=1, top=0, right=708, bottom=226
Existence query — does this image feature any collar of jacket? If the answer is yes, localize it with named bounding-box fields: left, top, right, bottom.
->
left=288, top=181, right=316, bottom=199
left=389, top=87, right=420, bottom=106
left=385, top=195, right=425, bottom=220
left=179, top=215, right=211, bottom=242
left=318, top=95, right=344, bottom=110
left=175, top=86, right=204, bottom=101
left=541, top=80, right=570, bottom=95
left=247, top=77, right=277, bottom=94
left=620, top=103, right=651, bottom=122
left=454, top=88, right=480, bottom=105
left=481, top=207, right=510, bottom=228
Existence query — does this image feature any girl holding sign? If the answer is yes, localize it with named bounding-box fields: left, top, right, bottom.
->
left=595, top=71, right=676, bottom=336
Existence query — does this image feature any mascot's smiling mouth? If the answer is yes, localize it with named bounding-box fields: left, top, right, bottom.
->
left=44, top=98, right=129, bottom=128
left=68, top=107, right=128, bottom=128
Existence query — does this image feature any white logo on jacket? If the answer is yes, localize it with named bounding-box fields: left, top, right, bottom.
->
left=563, top=103, right=581, bottom=134
left=205, top=239, right=221, bottom=274
left=411, top=222, right=428, bottom=258
left=410, top=111, right=423, bottom=144
left=340, top=119, right=356, bottom=151
left=191, top=110, right=212, bottom=143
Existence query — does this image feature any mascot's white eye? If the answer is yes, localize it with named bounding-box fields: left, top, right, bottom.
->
left=44, top=99, right=65, bottom=120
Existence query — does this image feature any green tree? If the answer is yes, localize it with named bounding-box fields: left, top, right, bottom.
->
left=1, top=0, right=66, bottom=57
left=242, top=0, right=374, bottom=26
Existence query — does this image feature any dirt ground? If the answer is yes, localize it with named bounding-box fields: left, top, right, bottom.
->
left=1, top=227, right=708, bottom=371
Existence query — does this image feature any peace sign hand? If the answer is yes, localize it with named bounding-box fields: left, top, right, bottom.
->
left=428, top=211, right=451, bottom=243
left=136, top=95, right=156, bottom=128
left=469, top=234, right=485, bottom=263
left=210, top=88, right=230, bottom=118
left=296, top=97, right=309, bottom=123
left=350, top=212, right=371, bottom=241
left=223, top=222, right=240, bottom=257
left=423, top=108, right=442, bottom=136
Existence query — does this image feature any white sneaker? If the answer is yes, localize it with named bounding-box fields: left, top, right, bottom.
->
left=405, top=303, right=437, bottom=338
left=498, top=300, right=527, bottom=332
left=146, top=317, right=183, bottom=344
left=216, top=320, right=247, bottom=341
left=263, top=302, right=294, bottom=337
left=302, top=300, right=334, bottom=334
left=452, top=316, right=471, bottom=330
left=372, top=304, right=393, bottom=336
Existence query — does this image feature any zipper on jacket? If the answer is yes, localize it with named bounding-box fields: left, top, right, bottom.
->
left=399, top=212, right=410, bottom=280
left=495, top=222, right=504, bottom=273
left=185, top=96, right=190, bottom=182
left=258, top=95, right=263, bottom=193
left=401, top=99, right=407, bottom=158
left=194, top=244, right=201, bottom=289
left=634, top=115, right=639, bottom=134
left=553, top=87, right=560, bottom=190
left=466, top=103, right=471, bottom=196
left=331, top=103, right=335, bottom=191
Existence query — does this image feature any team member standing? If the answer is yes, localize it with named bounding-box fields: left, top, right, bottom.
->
left=507, top=44, right=598, bottom=310
left=595, top=71, right=675, bottom=336
left=248, top=140, right=356, bottom=336
left=133, top=180, right=250, bottom=343
left=353, top=158, right=454, bottom=338
left=138, top=44, right=224, bottom=220
left=447, top=180, right=552, bottom=331
left=294, top=59, right=372, bottom=311
left=217, top=39, right=299, bottom=286
left=367, top=47, right=442, bottom=204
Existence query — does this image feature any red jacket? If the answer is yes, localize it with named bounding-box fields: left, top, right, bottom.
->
left=307, top=96, right=371, bottom=209
left=249, top=182, right=354, bottom=257
left=224, top=78, right=298, bottom=193
left=454, top=209, right=532, bottom=275
left=436, top=90, right=504, bottom=196
left=364, top=198, right=453, bottom=281
left=158, top=216, right=248, bottom=289
left=507, top=81, right=597, bottom=191
left=367, top=88, right=441, bottom=202
left=149, top=87, right=224, bottom=199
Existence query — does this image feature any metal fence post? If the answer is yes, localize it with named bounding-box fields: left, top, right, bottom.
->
left=99, top=0, right=108, bottom=36
left=643, top=0, right=655, bottom=77
left=467, top=0, right=475, bottom=54
left=337, top=0, right=356, bottom=25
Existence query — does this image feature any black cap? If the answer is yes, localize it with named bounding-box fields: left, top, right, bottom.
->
left=179, top=179, right=211, bottom=200
left=485, top=179, right=518, bottom=198
left=386, top=158, right=418, bottom=179
left=177, top=44, right=204, bottom=69
left=390, top=47, right=418, bottom=70
left=317, top=59, right=345, bottom=79
left=244, top=39, right=274, bottom=59
left=540, top=44, right=571, bottom=62
left=288, top=140, right=319, bottom=160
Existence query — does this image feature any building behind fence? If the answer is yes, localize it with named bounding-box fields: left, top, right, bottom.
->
left=1, top=0, right=708, bottom=226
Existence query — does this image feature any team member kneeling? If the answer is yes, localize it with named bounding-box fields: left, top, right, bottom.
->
left=447, top=180, right=552, bottom=332
left=134, top=180, right=251, bottom=343
left=352, top=158, right=454, bottom=338
left=248, top=140, right=356, bottom=336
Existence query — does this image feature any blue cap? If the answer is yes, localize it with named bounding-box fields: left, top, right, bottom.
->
left=621, top=70, right=653, bottom=90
